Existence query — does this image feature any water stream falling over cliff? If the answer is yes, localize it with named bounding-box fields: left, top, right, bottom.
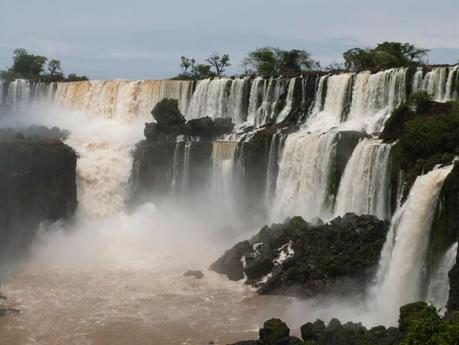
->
left=427, top=242, right=458, bottom=312
left=371, top=166, right=453, bottom=325
left=272, top=131, right=337, bottom=222
left=334, top=138, right=392, bottom=220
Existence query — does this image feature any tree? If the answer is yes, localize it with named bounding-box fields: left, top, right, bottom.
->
left=180, top=56, right=193, bottom=75
left=206, top=53, right=230, bottom=76
left=242, top=47, right=278, bottom=77
left=47, top=59, right=62, bottom=76
left=192, top=63, right=215, bottom=79
left=324, top=61, right=346, bottom=72
left=277, top=49, right=320, bottom=74
left=343, top=41, right=430, bottom=72
left=67, top=74, right=89, bottom=81
left=9, top=48, right=48, bottom=79
left=242, top=47, right=319, bottom=77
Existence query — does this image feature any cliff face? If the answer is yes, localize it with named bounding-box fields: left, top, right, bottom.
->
left=0, top=139, right=77, bottom=266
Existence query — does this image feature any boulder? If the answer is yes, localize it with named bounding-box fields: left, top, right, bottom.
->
left=209, top=241, right=253, bottom=281
left=151, top=99, right=186, bottom=135
left=0, top=308, right=20, bottom=317
left=144, top=122, right=164, bottom=142
left=183, top=270, right=204, bottom=279
left=185, top=116, right=215, bottom=138
left=213, top=117, right=235, bottom=136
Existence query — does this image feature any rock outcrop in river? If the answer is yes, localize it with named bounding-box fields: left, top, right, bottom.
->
left=211, top=213, right=389, bottom=297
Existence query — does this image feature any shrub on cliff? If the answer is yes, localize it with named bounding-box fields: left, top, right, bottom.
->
left=399, top=112, right=459, bottom=164
left=401, top=303, right=459, bottom=345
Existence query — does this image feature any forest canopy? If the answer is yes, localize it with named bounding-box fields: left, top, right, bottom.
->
left=0, top=48, right=89, bottom=82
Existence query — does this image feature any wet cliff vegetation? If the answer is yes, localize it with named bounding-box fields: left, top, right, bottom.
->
left=229, top=302, right=459, bottom=345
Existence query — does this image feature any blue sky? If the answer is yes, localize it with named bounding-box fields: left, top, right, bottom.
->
left=1, top=0, right=458, bottom=80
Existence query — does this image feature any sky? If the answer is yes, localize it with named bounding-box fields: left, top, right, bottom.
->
left=1, top=0, right=458, bottom=80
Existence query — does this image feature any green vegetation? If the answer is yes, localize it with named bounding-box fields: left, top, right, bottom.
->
left=229, top=303, right=459, bottom=345
left=241, top=47, right=320, bottom=77
left=175, top=52, right=230, bottom=79
left=173, top=42, right=440, bottom=79
left=343, top=41, right=429, bottom=72
left=0, top=48, right=89, bottom=81
left=401, top=304, right=459, bottom=345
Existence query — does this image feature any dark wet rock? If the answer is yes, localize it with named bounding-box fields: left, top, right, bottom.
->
left=330, top=131, right=366, bottom=199
left=185, top=116, right=215, bottom=138
left=0, top=308, right=20, bottom=317
left=212, top=213, right=389, bottom=297
left=0, top=140, right=77, bottom=268
left=151, top=99, right=186, bottom=135
left=209, top=241, right=253, bottom=281
left=144, top=122, right=165, bottom=142
left=213, top=117, right=235, bottom=136
left=129, top=140, right=213, bottom=205
left=183, top=270, right=204, bottom=279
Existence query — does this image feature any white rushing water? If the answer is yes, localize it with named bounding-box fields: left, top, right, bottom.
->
left=210, top=141, right=239, bottom=217
left=272, top=131, right=337, bottom=222
left=370, top=166, right=453, bottom=325
left=54, top=79, right=193, bottom=121
left=427, top=242, right=458, bottom=313
left=334, top=138, right=393, bottom=220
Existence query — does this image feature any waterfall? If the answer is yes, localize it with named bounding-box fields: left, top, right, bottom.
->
left=334, top=138, right=392, bottom=220
left=371, top=165, right=453, bottom=324
left=6, top=79, right=32, bottom=110
left=265, top=131, right=285, bottom=211
left=346, top=68, right=407, bottom=133
left=54, top=79, right=193, bottom=121
left=210, top=141, right=239, bottom=214
left=276, top=78, right=296, bottom=123
left=170, top=141, right=192, bottom=195
left=444, top=65, right=459, bottom=101
left=246, top=78, right=291, bottom=127
left=412, top=67, right=424, bottom=93
left=306, top=73, right=354, bottom=132
left=272, top=131, right=337, bottom=222
left=187, top=79, right=231, bottom=120
left=422, top=66, right=459, bottom=102
left=427, top=242, right=458, bottom=313
left=305, top=68, right=407, bottom=134
left=0, top=80, right=4, bottom=106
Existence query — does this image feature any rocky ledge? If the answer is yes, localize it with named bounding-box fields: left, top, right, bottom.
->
left=145, top=98, right=235, bottom=141
left=210, top=213, right=389, bottom=297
